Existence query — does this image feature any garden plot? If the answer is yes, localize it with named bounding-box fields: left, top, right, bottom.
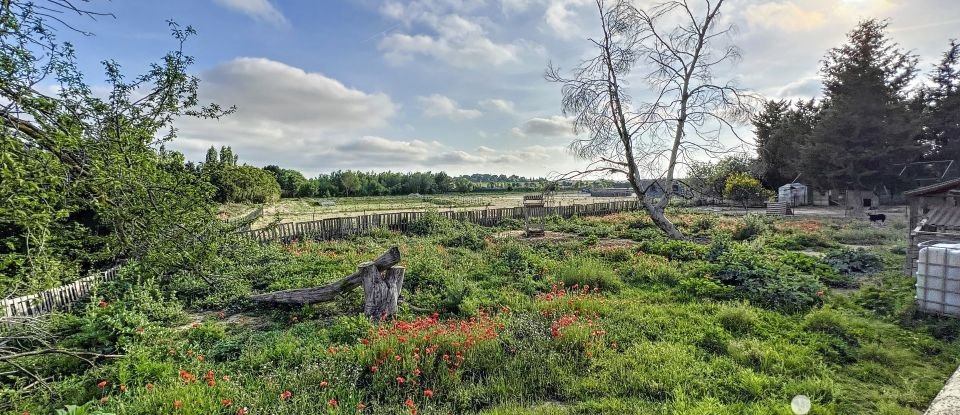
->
left=13, top=209, right=960, bottom=415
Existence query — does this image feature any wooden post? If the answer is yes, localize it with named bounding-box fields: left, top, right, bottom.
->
left=361, top=265, right=405, bottom=321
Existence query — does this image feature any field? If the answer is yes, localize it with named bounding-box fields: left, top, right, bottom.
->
left=219, top=192, right=636, bottom=229
left=8, top=208, right=960, bottom=415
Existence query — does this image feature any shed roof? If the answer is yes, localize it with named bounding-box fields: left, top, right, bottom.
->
left=926, top=206, right=960, bottom=230
left=904, top=178, right=960, bottom=197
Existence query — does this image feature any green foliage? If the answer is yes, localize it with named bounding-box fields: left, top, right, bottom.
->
left=637, top=238, right=708, bottom=261
left=724, top=173, right=769, bottom=210
left=824, top=248, right=884, bottom=275
left=553, top=256, right=623, bottom=292
left=732, top=213, right=771, bottom=241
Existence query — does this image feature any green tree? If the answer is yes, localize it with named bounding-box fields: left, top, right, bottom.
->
left=0, top=4, right=234, bottom=293
left=688, top=155, right=757, bottom=201
left=920, top=40, right=960, bottom=158
left=725, top=173, right=768, bottom=211
left=340, top=171, right=361, bottom=196
left=802, top=20, right=922, bottom=192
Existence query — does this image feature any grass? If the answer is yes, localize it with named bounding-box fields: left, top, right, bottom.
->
left=7, top=209, right=960, bottom=415
left=218, top=192, right=635, bottom=229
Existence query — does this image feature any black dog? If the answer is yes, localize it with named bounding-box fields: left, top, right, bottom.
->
left=867, top=213, right=886, bottom=224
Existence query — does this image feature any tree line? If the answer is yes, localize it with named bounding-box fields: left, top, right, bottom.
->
left=754, top=20, right=959, bottom=193
left=188, top=146, right=592, bottom=202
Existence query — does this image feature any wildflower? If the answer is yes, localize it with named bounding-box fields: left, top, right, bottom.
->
left=280, top=390, right=292, bottom=401
left=360, top=338, right=369, bottom=345
left=327, top=399, right=338, bottom=407
left=370, top=365, right=379, bottom=373
left=405, top=398, right=415, bottom=408
left=119, top=384, right=127, bottom=392
left=320, top=380, right=328, bottom=388
left=97, top=380, right=108, bottom=388
left=329, top=347, right=337, bottom=354
left=197, top=355, right=205, bottom=362
left=396, top=376, right=405, bottom=385
left=236, top=408, right=248, bottom=415
left=174, top=400, right=183, bottom=409
left=222, top=375, right=231, bottom=382
left=222, top=399, right=232, bottom=407
left=208, top=380, right=216, bottom=387
left=100, top=397, right=109, bottom=403
left=424, top=389, right=434, bottom=397
left=146, top=383, right=155, bottom=391
left=357, top=402, right=366, bottom=410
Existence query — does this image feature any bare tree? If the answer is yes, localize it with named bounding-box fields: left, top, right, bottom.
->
left=546, top=0, right=754, bottom=239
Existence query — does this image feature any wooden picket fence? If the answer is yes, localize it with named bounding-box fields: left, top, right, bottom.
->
left=224, top=206, right=264, bottom=232
left=238, top=200, right=641, bottom=243
left=1, top=263, right=123, bottom=318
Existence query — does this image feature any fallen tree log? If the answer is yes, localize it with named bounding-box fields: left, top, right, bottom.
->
left=250, top=246, right=400, bottom=305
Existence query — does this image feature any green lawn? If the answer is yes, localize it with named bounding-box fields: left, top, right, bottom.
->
left=7, top=209, right=960, bottom=415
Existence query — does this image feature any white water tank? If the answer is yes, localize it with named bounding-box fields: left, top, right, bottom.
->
left=916, top=243, right=960, bottom=316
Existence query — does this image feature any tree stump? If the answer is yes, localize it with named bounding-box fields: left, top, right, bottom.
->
left=250, top=247, right=400, bottom=305
left=360, top=263, right=405, bottom=321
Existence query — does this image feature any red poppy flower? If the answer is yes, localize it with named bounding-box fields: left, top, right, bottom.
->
left=280, top=390, right=292, bottom=401
left=357, top=402, right=366, bottom=410
left=174, top=400, right=183, bottom=408
left=222, top=399, right=232, bottom=407
left=405, top=398, right=415, bottom=407
left=97, top=380, right=108, bottom=388
left=396, top=376, right=405, bottom=385
left=327, top=399, right=338, bottom=407
left=236, top=408, right=248, bottom=415
left=370, top=366, right=379, bottom=373
left=146, top=383, right=155, bottom=391
left=424, top=389, right=434, bottom=397
left=320, top=380, right=328, bottom=388
left=207, top=380, right=216, bottom=387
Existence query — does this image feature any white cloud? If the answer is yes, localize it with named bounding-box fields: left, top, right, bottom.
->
left=543, top=0, right=593, bottom=38
left=418, top=94, right=483, bottom=120
left=744, top=2, right=827, bottom=32
left=377, top=1, right=534, bottom=68
left=479, top=98, right=516, bottom=114
left=198, top=58, right=395, bottom=130
left=512, top=115, right=575, bottom=137
left=212, top=0, right=288, bottom=27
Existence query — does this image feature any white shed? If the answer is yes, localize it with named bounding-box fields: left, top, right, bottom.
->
left=778, top=183, right=809, bottom=206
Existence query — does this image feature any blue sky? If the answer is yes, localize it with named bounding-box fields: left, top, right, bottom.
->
left=58, top=0, right=960, bottom=177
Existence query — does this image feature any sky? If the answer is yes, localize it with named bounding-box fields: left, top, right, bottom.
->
left=56, top=0, right=960, bottom=178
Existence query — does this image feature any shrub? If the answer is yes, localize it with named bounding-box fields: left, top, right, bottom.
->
left=732, top=213, right=770, bottom=241
left=690, top=215, right=717, bottom=233
left=823, top=248, right=883, bottom=275
left=638, top=239, right=708, bottom=261
left=710, top=244, right=825, bottom=313
left=778, top=252, right=857, bottom=288
left=554, top=256, right=623, bottom=292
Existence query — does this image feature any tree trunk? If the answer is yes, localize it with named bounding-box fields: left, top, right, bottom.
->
left=250, top=247, right=400, bottom=304
left=642, top=199, right=685, bottom=240
left=361, top=264, right=404, bottom=321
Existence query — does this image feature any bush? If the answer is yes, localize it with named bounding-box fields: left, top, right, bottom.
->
left=732, top=214, right=770, bottom=241
left=709, top=243, right=825, bottom=313
left=638, top=239, right=708, bottom=261
left=328, top=314, right=374, bottom=344
left=554, top=256, right=624, bottom=292
left=823, top=248, right=883, bottom=275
